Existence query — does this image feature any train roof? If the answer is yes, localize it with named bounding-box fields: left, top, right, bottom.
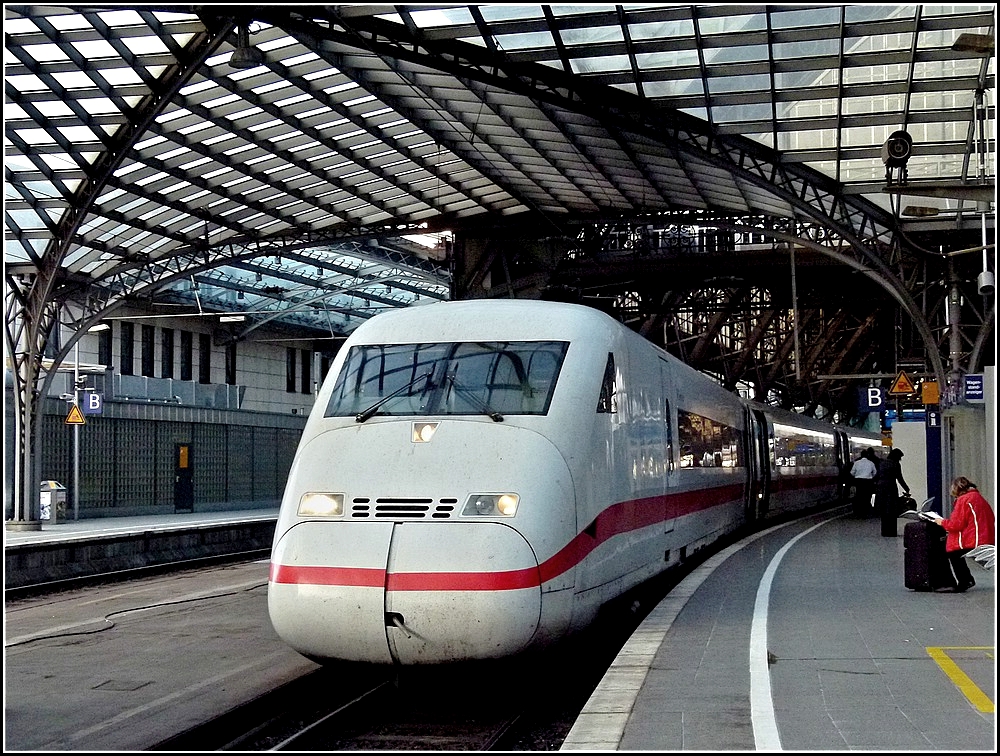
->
left=343, top=300, right=879, bottom=438
left=345, top=299, right=625, bottom=345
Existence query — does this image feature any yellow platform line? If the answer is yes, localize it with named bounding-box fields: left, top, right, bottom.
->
left=926, top=646, right=995, bottom=713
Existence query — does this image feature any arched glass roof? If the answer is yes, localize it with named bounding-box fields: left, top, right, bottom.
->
left=4, top=4, right=995, bottom=337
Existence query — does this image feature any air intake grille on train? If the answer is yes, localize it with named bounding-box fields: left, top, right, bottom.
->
left=350, top=497, right=458, bottom=519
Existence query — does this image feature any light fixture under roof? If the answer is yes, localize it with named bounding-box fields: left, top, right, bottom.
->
left=229, top=21, right=263, bottom=69
left=902, top=206, right=940, bottom=217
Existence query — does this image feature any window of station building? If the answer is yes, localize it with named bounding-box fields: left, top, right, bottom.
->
left=160, top=328, right=174, bottom=379
left=44, top=323, right=60, bottom=359
left=677, top=409, right=743, bottom=468
left=286, top=347, right=296, bottom=393
left=120, top=321, right=135, bottom=376
left=225, top=340, right=237, bottom=386
left=198, top=333, right=211, bottom=384
left=141, top=324, right=155, bottom=377
left=98, top=325, right=112, bottom=369
left=180, top=330, right=193, bottom=381
left=300, top=349, right=312, bottom=394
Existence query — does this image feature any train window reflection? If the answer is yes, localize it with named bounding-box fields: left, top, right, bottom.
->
left=772, top=423, right=836, bottom=467
left=325, top=341, right=569, bottom=418
left=677, top=409, right=744, bottom=468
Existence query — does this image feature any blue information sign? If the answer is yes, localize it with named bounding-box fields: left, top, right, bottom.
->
left=964, top=374, right=984, bottom=403
left=857, top=386, right=884, bottom=413
left=81, top=391, right=104, bottom=415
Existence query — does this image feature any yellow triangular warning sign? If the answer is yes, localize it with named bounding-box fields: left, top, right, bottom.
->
left=65, top=404, right=86, bottom=425
left=889, top=370, right=916, bottom=395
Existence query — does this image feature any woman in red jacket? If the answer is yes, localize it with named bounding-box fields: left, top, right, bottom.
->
left=927, top=476, right=996, bottom=592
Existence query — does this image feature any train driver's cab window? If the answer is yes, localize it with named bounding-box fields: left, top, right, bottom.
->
left=325, top=341, right=569, bottom=419
left=597, top=353, right=616, bottom=413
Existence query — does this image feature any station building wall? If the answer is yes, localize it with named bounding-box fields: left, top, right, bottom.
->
left=37, top=398, right=305, bottom=518
left=25, top=313, right=329, bottom=518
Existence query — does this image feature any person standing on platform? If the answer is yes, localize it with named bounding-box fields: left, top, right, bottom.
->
left=924, top=476, right=995, bottom=592
left=850, top=447, right=878, bottom=518
left=874, top=447, right=909, bottom=536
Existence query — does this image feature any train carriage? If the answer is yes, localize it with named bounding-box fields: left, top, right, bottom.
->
left=268, top=300, right=881, bottom=665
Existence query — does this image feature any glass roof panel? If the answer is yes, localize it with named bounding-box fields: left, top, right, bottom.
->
left=773, top=39, right=840, bottom=59
left=553, top=4, right=616, bottom=15
left=770, top=7, right=843, bottom=29
left=561, top=26, right=625, bottom=45
left=4, top=18, right=38, bottom=33
left=914, top=58, right=985, bottom=80
left=635, top=49, right=700, bottom=69
left=844, top=32, right=914, bottom=54
left=480, top=6, right=546, bottom=22
left=712, top=102, right=774, bottom=124
left=410, top=7, right=474, bottom=26
left=703, top=43, right=769, bottom=65
left=696, top=13, right=767, bottom=35
left=96, top=67, right=144, bottom=86
left=841, top=63, right=910, bottom=85
left=842, top=92, right=906, bottom=115
left=121, top=35, right=170, bottom=56
left=96, top=9, right=143, bottom=25
left=570, top=54, right=632, bottom=74
left=779, top=126, right=837, bottom=152
left=629, top=19, right=695, bottom=41
left=644, top=78, right=705, bottom=98
left=494, top=31, right=554, bottom=51
left=844, top=5, right=916, bottom=23
left=709, top=74, right=772, bottom=94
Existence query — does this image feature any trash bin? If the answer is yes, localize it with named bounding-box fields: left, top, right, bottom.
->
left=40, top=481, right=67, bottom=522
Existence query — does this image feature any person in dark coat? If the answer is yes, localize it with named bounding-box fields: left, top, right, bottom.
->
left=874, top=447, right=909, bottom=537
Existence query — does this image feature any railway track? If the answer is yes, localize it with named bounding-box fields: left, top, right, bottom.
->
left=150, top=666, right=391, bottom=751
left=149, top=559, right=694, bottom=751
left=5, top=547, right=272, bottom=599
left=271, top=674, right=526, bottom=751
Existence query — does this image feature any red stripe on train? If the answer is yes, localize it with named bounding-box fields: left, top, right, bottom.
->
left=269, top=478, right=832, bottom=591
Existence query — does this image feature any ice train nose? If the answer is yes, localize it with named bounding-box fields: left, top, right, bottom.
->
left=268, top=521, right=541, bottom=664
left=384, top=521, right=541, bottom=664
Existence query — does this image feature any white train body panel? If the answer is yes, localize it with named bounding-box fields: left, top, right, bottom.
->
left=268, top=300, right=880, bottom=664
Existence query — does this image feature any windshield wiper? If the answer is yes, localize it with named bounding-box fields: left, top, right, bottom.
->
left=445, top=373, right=503, bottom=422
left=355, top=371, right=433, bottom=423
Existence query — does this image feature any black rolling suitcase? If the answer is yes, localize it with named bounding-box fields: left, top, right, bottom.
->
left=903, top=520, right=952, bottom=591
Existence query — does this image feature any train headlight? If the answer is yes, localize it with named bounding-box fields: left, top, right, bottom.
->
left=462, top=493, right=519, bottom=517
left=412, top=422, right=439, bottom=443
left=297, top=492, right=345, bottom=517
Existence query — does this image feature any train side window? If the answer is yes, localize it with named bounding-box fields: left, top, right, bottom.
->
left=597, top=353, right=616, bottom=413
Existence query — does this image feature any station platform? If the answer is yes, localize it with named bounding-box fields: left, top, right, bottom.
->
left=3, top=508, right=279, bottom=546
left=4, top=508, right=278, bottom=590
left=562, top=505, right=996, bottom=751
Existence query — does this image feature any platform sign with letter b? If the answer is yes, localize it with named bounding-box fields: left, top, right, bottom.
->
left=858, top=386, right=885, bottom=413
left=81, top=392, right=103, bottom=415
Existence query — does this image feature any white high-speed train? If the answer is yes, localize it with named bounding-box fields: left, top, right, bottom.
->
left=268, top=300, right=882, bottom=665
